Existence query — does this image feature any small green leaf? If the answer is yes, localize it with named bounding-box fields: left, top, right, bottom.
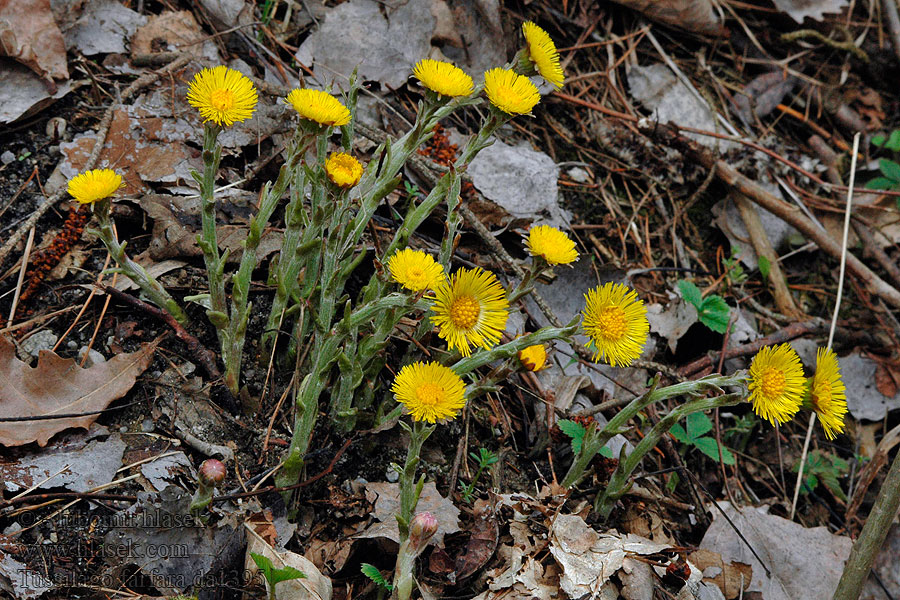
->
left=886, top=130, right=900, bottom=151
left=361, top=563, right=393, bottom=591
left=686, top=412, right=713, bottom=440
left=872, top=133, right=886, bottom=147
left=599, top=445, right=614, bottom=458
left=670, top=423, right=690, bottom=444
left=698, top=296, right=731, bottom=333
left=250, top=552, right=306, bottom=588
left=758, top=255, right=771, bottom=279
left=865, top=177, right=900, bottom=191
left=677, top=280, right=703, bottom=309
left=693, top=436, right=736, bottom=465
left=879, top=158, right=900, bottom=182
left=557, top=419, right=587, bottom=455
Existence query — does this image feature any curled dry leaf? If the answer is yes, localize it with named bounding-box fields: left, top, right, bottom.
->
left=0, top=336, right=157, bottom=447
left=609, top=0, right=725, bottom=36
left=0, top=0, right=68, bottom=83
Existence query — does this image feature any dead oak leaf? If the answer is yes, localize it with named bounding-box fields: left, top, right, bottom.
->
left=0, top=336, right=157, bottom=447
left=0, top=0, right=68, bottom=84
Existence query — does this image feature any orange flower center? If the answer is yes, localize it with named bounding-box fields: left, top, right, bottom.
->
left=449, top=295, right=480, bottom=329
left=210, top=88, right=235, bottom=112
left=415, top=383, right=443, bottom=407
left=760, top=367, right=786, bottom=399
left=597, top=306, right=627, bottom=340
left=407, top=267, right=425, bottom=282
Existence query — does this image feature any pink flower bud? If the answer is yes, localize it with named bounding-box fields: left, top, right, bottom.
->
left=408, top=512, right=438, bottom=550
left=198, top=459, right=226, bottom=486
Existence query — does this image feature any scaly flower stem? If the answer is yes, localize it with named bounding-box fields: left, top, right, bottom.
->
left=450, top=324, right=578, bottom=375
left=594, top=393, right=744, bottom=519
left=506, top=257, right=549, bottom=305
left=398, top=420, right=435, bottom=537
left=93, top=199, right=188, bottom=324
left=561, top=374, right=743, bottom=488
left=223, top=132, right=313, bottom=394
left=195, top=123, right=229, bottom=343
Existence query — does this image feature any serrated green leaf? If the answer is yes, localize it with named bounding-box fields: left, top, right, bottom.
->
left=865, top=177, right=900, bottom=191
left=686, top=412, right=713, bottom=439
left=758, top=255, right=771, bottom=279
left=693, top=436, right=736, bottom=465
left=558, top=419, right=586, bottom=454
left=698, top=295, right=731, bottom=333
left=361, top=563, right=393, bottom=591
left=670, top=423, right=690, bottom=444
left=677, top=280, right=703, bottom=309
left=879, top=158, right=900, bottom=182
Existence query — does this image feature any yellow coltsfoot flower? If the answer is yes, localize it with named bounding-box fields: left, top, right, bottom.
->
left=430, top=267, right=510, bottom=357
left=413, top=59, right=474, bottom=98
left=285, top=88, right=351, bottom=127
left=387, top=248, right=446, bottom=293
left=526, top=224, right=578, bottom=265
left=67, top=169, right=123, bottom=204
left=522, top=22, right=564, bottom=89
left=392, top=361, right=467, bottom=423
left=518, top=343, right=547, bottom=371
left=483, top=67, right=541, bottom=115
left=808, top=347, right=847, bottom=440
left=187, top=66, right=258, bottom=127
left=581, top=282, right=648, bottom=367
left=325, top=152, right=363, bottom=188
left=747, top=344, right=805, bottom=426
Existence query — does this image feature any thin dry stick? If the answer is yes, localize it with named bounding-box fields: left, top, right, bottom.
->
left=7, top=227, right=35, bottom=324
left=52, top=253, right=112, bottom=352
left=790, top=133, right=861, bottom=520
left=0, top=55, right=192, bottom=267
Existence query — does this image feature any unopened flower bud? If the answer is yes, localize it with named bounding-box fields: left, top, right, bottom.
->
left=408, top=512, right=438, bottom=551
left=198, top=459, right=226, bottom=487
left=518, top=344, right=547, bottom=372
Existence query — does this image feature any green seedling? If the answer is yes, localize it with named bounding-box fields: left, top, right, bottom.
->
left=460, top=447, right=500, bottom=503
left=250, top=552, right=306, bottom=600
left=793, top=449, right=849, bottom=501
left=670, top=412, right=735, bottom=465
left=677, top=279, right=731, bottom=334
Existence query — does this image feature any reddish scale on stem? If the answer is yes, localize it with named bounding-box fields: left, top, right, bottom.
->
left=417, top=124, right=477, bottom=200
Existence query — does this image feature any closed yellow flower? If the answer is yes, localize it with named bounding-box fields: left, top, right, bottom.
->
left=413, top=59, right=474, bottom=97
left=518, top=344, right=547, bottom=371
left=187, top=66, right=258, bottom=127
left=526, top=225, right=578, bottom=265
left=522, top=22, right=564, bottom=89
left=67, top=169, right=123, bottom=204
left=285, top=88, right=351, bottom=126
left=808, top=347, right=847, bottom=439
left=325, top=152, right=363, bottom=188
left=581, top=282, right=648, bottom=367
left=392, top=361, right=466, bottom=423
left=483, top=67, right=540, bottom=115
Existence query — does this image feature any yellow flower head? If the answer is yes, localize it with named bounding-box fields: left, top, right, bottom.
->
left=325, top=152, right=363, bottom=188
left=187, top=66, right=258, bottom=127
left=285, top=88, right=351, bottom=127
left=67, top=169, right=123, bottom=204
left=581, top=282, right=648, bottom=367
left=747, top=344, right=806, bottom=426
left=387, top=248, right=446, bottom=292
left=526, top=225, right=578, bottom=265
left=392, top=361, right=466, bottom=423
left=522, top=22, right=564, bottom=89
left=808, top=347, right=847, bottom=440
left=518, top=344, right=547, bottom=371
left=431, top=267, right=510, bottom=357
left=413, top=59, right=474, bottom=98
left=483, top=67, right=541, bottom=115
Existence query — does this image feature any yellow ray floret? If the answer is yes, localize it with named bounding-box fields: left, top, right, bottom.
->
left=483, top=67, right=541, bottom=115
left=522, top=22, right=564, bottom=89
left=387, top=248, right=446, bottom=292
left=518, top=344, right=547, bottom=371
left=284, top=88, right=351, bottom=126
left=747, top=344, right=805, bottom=426
left=325, top=152, right=363, bottom=188
left=67, top=169, right=123, bottom=204
left=526, top=225, right=578, bottom=265
left=581, top=282, right=648, bottom=367
left=808, top=347, right=847, bottom=440
left=430, top=267, right=510, bottom=357
left=187, top=66, right=258, bottom=127
left=413, top=59, right=474, bottom=97
left=392, top=361, right=467, bottom=423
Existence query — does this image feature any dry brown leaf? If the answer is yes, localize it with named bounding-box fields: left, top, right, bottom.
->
left=732, top=72, right=797, bottom=123
left=609, top=0, right=725, bottom=36
left=0, top=336, right=157, bottom=447
left=131, top=10, right=209, bottom=57
left=689, top=548, right=752, bottom=599
left=0, top=0, right=68, bottom=83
